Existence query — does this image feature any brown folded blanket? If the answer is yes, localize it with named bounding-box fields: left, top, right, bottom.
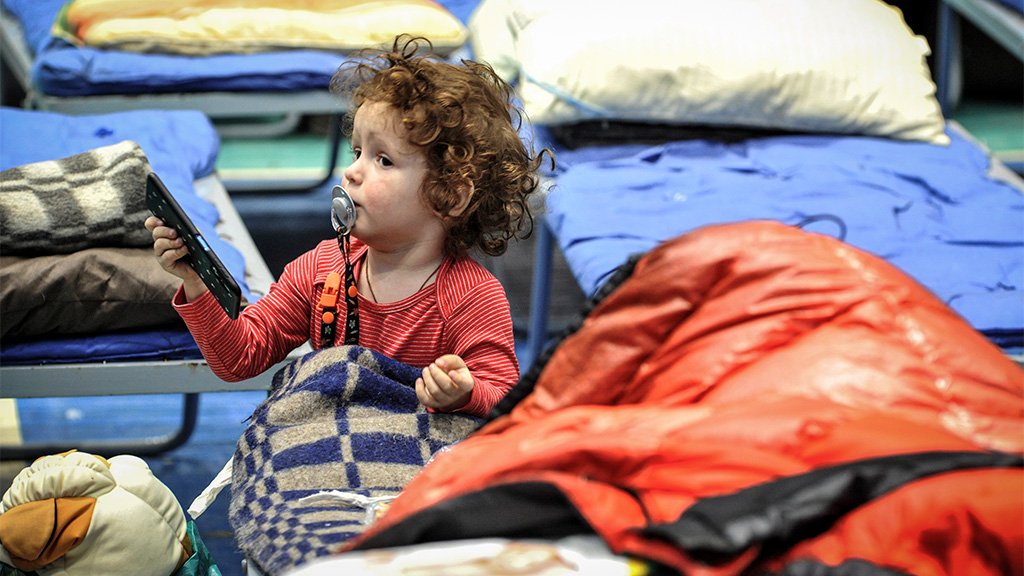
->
left=0, top=140, right=152, bottom=255
left=0, top=248, right=182, bottom=340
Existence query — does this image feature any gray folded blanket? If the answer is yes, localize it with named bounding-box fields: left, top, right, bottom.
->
left=0, top=140, right=152, bottom=255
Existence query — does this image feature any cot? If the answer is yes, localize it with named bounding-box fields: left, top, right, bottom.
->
left=487, top=0, right=1024, bottom=368
left=522, top=121, right=1024, bottom=366
left=0, top=107, right=282, bottom=459
left=0, top=0, right=474, bottom=191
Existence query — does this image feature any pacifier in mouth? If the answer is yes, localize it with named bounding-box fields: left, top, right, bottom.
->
left=330, top=185, right=357, bottom=235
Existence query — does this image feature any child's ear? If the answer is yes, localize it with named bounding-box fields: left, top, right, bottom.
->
left=446, top=179, right=474, bottom=218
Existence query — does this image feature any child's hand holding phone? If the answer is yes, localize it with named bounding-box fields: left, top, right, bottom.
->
left=145, top=172, right=241, bottom=319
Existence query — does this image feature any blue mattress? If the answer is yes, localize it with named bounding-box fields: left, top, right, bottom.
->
left=0, top=329, right=205, bottom=365
left=543, top=125, right=1024, bottom=349
left=0, top=107, right=254, bottom=364
left=2, top=0, right=480, bottom=97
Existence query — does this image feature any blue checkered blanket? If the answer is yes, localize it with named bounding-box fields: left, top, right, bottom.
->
left=229, top=346, right=482, bottom=575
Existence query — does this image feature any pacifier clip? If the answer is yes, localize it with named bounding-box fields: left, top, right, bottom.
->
left=319, top=234, right=360, bottom=347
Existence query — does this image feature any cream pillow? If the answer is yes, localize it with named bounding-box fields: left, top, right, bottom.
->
left=469, top=0, right=949, bottom=144
left=59, top=0, right=468, bottom=55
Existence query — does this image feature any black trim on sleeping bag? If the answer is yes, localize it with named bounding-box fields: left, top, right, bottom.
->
left=768, top=558, right=911, bottom=576
left=983, top=328, right=1024, bottom=349
left=640, top=450, right=1024, bottom=566
left=354, top=453, right=1020, bottom=570
left=487, top=253, right=645, bottom=422
left=352, top=481, right=595, bottom=550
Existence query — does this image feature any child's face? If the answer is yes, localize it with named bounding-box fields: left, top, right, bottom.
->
left=342, top=101, right=442, bottom=250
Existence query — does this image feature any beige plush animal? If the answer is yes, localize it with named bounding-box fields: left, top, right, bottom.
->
left=0, top=451, right=189, bottom=576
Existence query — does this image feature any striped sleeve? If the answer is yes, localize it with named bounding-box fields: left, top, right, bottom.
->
left=174, top=245, right=325, bottom=381
left=441, top=261, right=519, bottom=417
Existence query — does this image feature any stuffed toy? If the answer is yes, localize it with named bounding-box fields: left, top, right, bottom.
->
left=0, top=450, right=215, bottom=576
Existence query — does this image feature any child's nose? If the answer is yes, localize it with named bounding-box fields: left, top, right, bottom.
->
left=342, top=160, right=360, bottom=186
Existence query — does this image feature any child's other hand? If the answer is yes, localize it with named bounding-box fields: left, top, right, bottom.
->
left=146, top=215, right=206, bottom=299
left=417, top=354, right=474, bottom=411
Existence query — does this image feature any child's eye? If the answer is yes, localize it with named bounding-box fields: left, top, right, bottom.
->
left=351, top=148, right=361, bottom=159
left=378, top=155, right=394, bottom=168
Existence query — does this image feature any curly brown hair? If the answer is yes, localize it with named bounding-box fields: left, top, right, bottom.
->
left=330, top=35, right=552, bottom=257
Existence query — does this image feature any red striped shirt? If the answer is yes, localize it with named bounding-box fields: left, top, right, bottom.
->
left=174, top=238, right=519, bottom=417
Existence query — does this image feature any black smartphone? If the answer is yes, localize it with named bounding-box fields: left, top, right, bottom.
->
left=146, top=172, right=242, bottom=319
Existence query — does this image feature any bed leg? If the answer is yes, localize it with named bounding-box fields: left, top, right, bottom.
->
left=523, top=215, right=554, bottom=373
left=935, top=1, right=962, bottom=117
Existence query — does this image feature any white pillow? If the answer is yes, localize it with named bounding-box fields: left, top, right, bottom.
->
left=469, top=0, right=949, bottom=145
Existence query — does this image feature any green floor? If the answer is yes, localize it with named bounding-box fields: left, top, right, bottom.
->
left=218, top=134, right=335, bottom=170
left=953, top=100, right=1024, bottom=163
left=216, top=131, right=351, bottom=182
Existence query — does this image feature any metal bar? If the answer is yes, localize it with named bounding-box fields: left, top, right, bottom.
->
left=935, top=2, right=959, bottom=116
left=943, top=0, right=1024, bottom=60
left=523, top=215, right=555, bottom=372
left=0, top=394, right=200, bottom=459
left=31, top=90, right=346, bottom=117
left=0, top=360, right=279, bottom=398
left=0, top=8, right=32, bottom=97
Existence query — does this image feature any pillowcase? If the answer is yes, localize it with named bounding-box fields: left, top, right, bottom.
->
left=55, top=0, right=468, bottom=55
left=469, top=0, right=949, bottom=145
left=0, top=248, right=182, bottom=340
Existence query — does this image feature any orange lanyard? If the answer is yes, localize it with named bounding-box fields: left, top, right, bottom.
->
left=319, top=233, right=359, bottom=347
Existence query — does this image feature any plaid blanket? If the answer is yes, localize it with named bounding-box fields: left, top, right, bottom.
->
left=229, top=346, right=482, bottom=575
left=0, top=140, right=152, bottom=255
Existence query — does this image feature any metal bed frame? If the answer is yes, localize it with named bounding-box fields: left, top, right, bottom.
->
left=0, top=175, right=304, bottom=460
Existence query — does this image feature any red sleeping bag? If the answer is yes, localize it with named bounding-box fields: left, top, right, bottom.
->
left=349, top=221, right=1023, bottom=575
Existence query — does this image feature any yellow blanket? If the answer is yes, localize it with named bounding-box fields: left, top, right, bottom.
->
left=55, top=0, right=467, bottom=55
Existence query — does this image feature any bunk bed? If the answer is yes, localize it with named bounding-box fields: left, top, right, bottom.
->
left=0, top=0, right=471, bottom=191
left=0, top=107, right=282, bottom=459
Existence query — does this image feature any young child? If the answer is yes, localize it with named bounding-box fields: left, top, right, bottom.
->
left=146, top=36, right=550, bottom=418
